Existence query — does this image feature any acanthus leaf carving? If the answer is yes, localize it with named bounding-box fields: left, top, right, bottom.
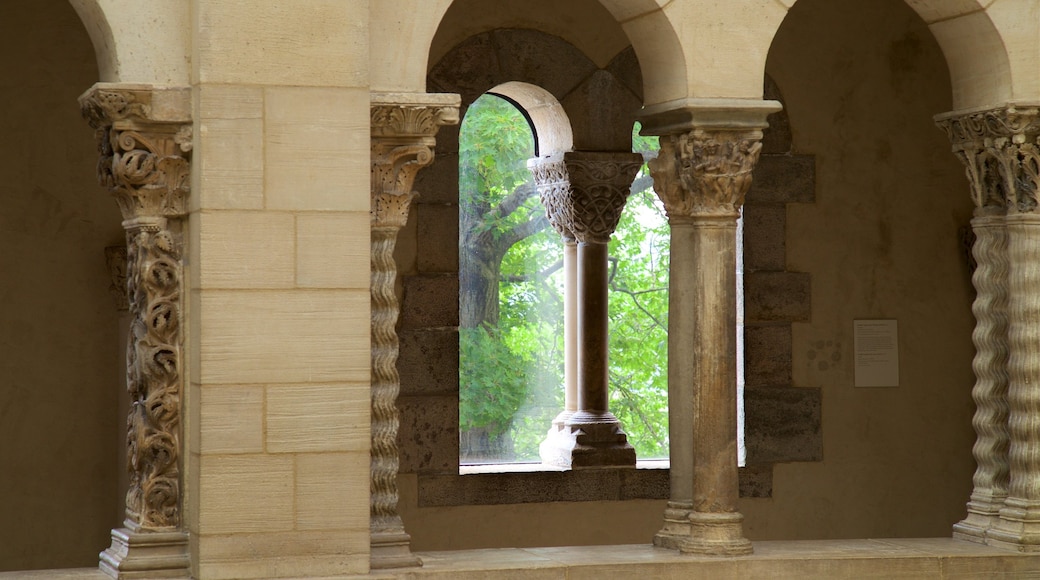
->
left=937, top=106, right=1040, bottom=215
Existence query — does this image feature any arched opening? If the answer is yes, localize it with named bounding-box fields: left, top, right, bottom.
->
left=0, top=0, right=124, bottom=571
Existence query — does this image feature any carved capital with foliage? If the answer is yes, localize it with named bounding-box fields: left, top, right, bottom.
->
left=531, top=151, right=643, bottom=244
left=370, top=94, right=460, bottom=230
left=937, top=104, right=1040, bottom=215
left=651, top=129, right=763, bottom=219
left=79, top=84, right=192, bottom=223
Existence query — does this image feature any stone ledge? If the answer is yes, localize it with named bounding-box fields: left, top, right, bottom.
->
left=10, top=538, right=1037, bottom=579
left=415, top=465, right=771, bottom=507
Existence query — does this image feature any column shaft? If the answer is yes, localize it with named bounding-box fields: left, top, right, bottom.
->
left=80, top=83, right=192, bottom=580
left=954, top=213, right=1010, bottom=542
left=991, top=214, right=1040, bottom=550
left=369, top=94, right=459, bottom=569
left=575, top=241, right=610, bottom=415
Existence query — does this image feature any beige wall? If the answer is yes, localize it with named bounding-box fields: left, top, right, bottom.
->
left=400, top=0, right=976, bottom=549
left=0, top=0, right=124, bottom=571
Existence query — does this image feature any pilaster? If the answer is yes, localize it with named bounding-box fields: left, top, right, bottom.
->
left=369, top=93, right=459, bottom=569
left=641, top=98, right=779, bottom=555
left=532, top=151, right=642, bottom=469
left=80, top=83, right=192, bottom=579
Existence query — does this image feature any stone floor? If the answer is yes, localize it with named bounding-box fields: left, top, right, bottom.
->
left=6, top=538, right=1040, bottom=579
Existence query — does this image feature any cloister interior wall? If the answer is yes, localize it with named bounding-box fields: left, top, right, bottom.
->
left=0, top=0, right=125, bottom=571
left=397, top=0, right=977, bottom=550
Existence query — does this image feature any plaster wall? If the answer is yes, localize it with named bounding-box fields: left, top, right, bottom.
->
left=743, top=0, right=977, bottom=539
left=0, top=0, right=124, bottom=571
left=399, top=0, right=976, bottom=549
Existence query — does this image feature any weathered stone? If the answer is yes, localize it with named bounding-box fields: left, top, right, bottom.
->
left=399, top=274, right=459, bottom=329
left=739, top=464, right=774, bottom=498
left=397, top=395, right=459, bottom=474
left=562, top=70, right=641, bottom=152
left=397, top=329, right=459, bottom=397
left=491, top=29, right=596, bottom=104
left=745, top=271, right=811, bottom=322
left=744, top=386, right=823, bottom=464
left=606, top=47, right=644, bottom=104
left=416, top=204, right=460, bottom=273
left=744, top=323, right=793, bottom=387
left=747, top=155, right=816, bottom=204
left=742, top=203, right=787, bottom=272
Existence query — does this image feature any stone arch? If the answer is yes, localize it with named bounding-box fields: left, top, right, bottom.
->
left=489, top=81, right=574, bottom=157
left=773, top=0, right=1015, bottom=109
left=68, top=0, right=190, bottom=84
left=370, top=0, right=686, bottom=104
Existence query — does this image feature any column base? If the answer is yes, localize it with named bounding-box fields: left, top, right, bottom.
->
left=653, top=501, right=694, bottom=550
left=541, top=416, right=636, bottom=469
left=678, top=511, right=753, bottom=556
left=98, top=526, right=190, bottom=579
left=953, top=493, right=1007, bottom=544
left=987, top=498, right=1040, bottom=551
left=370, top=530, right=423, bottom=569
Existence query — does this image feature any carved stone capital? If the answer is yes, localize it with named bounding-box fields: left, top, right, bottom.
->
left=79, top=84, right=192, bottom=224
left=650, top=129, right=763, bottom=218
left=936, top=104, right=1040, bottom=215
left=530, top=151, right=643, bottom=244
left=370, top=94, right=460, bottom=230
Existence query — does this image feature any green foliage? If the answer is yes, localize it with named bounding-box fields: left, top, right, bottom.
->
left=459, top=99, right=669, bottom=462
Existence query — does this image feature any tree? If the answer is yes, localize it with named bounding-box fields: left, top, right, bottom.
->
left=458, top=94, right=669, bottom=462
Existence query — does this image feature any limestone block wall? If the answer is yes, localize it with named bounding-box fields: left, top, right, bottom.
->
left=0, top=0, right=125, bottom=571
left=185, top=2, right=372, bottom=578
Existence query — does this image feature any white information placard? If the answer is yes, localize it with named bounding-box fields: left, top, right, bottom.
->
left=854, top=319, right=899, bottom=387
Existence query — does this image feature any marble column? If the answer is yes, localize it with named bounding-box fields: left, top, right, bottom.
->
left=80, top=84, right=192, bottom=579
left=534, top=151, right=642, bottom=469
left=640, top=100, right=779, bottom=555
left=978, top=105, right=1040, bottom=552
left=369, top=93, right=459, bottom=569
left=936, top=109, right=1013, bottom=544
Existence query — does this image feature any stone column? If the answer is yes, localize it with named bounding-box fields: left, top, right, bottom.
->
left=640, top=99, right=779, bottom=555
left=530, top=156, right=578, bottom=455
left=936, top=109, right=1013, bottom=544
left=533, top=151, right=642, bottom=469
left=369, top=93, right=459, bottom=569
left=80, top=84, right=192, bottom=579
left=975, top=105, right=1040, bottom=552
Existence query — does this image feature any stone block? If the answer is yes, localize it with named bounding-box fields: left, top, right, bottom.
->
left=744, top=386, right=822, bottom=464
left=398, top=329, right=459, bottom=396
left=742, top=203, right=786, bottom=272
left=397, top=395, right=459, bottom=473
left=563, top=69, right=641, bottom=151
left=493, top=29, right=597, bottom=103
left=744, top=323, right=793, bottom=387
left=198, top=289, right=369, bottom=384
left=194, top=118, right=264, bottom=211
left=295, top=452, right=369, bottom=531
left=195, top=530, right=367, bottom=579
left=744, top=271, right=811, bottom=322
left=399, top=274, right=459, bottom=329
left=416, top=203, right=460, bottom=273
left=195, top=0, right=368, bottom=87
left=428, top=32, right=502, bottom=104
left=747, top=155, right=816, bottom=204
left=195, top=211, right=295, bottom=289
left=199, top=385, right=264, bottom=455
left=296, top=212, right=369, bottom=289
left=264, top=87, right=369, bottom=211
left=618, top=468, right=669, bottom=500
left=739, top=464, right=774, bottom=498
left=266, top=383, right=368, bottom=453
left=607, top=47, right=643, bottom=104
left=394, top=206, right=420, bottom=277
left=198, top=454, right=294, bottom=534
left=198, top=85, right=263, bottom=120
